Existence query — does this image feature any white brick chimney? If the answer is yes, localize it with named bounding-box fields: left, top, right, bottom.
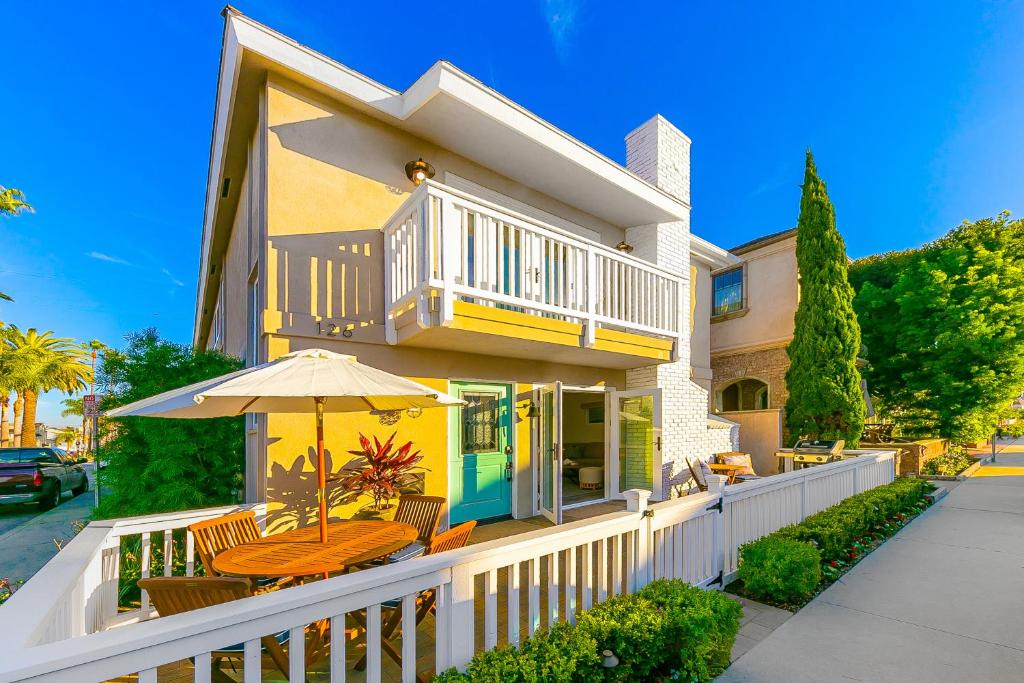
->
left=622, top=115, right=721, bottom=499
left=625, top=114, right=691, bottom=206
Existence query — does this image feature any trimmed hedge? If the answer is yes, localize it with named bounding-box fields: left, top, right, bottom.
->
left=737, top=537, right=821, bottom=603
left=433, top=579, right=742, bottom=682
left=737, top=477, right=932, bottom=604
left=772, top=477, right=931, bottom=563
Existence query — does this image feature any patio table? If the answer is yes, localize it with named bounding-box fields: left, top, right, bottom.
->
left=212, top=519, right=419, bottom=579
left=708, top=462, right=745, bottom=484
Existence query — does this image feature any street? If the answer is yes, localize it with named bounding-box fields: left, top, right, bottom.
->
left=0, top=463, right=97, bottom=586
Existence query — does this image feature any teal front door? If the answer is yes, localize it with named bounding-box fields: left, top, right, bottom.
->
left=449, top=382, right=513, bottom=523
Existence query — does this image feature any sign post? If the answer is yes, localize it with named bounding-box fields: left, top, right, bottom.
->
left=84, top=395, right=100, bottom=506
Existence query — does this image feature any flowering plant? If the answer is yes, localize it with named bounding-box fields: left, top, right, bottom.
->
left=336, top=432, right=427, bottom=511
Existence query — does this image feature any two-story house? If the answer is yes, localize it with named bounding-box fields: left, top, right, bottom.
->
left=194, top=8, right=740, bottom=531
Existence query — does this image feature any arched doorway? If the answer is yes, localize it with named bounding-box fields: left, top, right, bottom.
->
left=717, top=378, right=769, bottom=412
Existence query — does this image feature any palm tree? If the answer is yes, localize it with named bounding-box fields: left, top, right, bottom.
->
left=1, top=185, right=33, bottom=302
left=55, top=426, right=80, bottom=452
left=0, top=325, right=14, bottom=446
left=1, top=327, right=92, bottom=448
left=0, top=187, right=32, bottom=216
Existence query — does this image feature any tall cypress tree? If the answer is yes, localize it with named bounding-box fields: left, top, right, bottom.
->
left=784, top=151, right=865, bottom=445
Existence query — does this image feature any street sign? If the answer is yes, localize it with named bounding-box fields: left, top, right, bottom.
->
left=83, top=394, right=98, bottom=418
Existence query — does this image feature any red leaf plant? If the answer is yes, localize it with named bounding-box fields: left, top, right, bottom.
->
left=336, top=433, right=428, bottom=511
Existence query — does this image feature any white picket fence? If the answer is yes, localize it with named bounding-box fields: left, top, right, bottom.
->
left=382, top=180, right=683, bottom=345
left=0, top=451, right=895, bottom=683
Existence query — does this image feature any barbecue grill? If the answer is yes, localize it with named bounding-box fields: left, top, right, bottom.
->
left=791, top=439, right=845, bottom=467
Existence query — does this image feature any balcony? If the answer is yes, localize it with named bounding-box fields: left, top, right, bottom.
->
left=382, top=181, right=681, bottom=368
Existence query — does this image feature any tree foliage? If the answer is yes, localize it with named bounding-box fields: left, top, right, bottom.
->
left=784, top=152, right=865, bottom=445
left=96, top=329, right=245, bottom=518
left=1, top=185, right=33, bottom=302
left=850, top=212, right=1024, bottom=441
left=0, top=325, right=92, bottom=447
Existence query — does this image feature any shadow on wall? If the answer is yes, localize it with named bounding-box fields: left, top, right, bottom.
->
left=269, top=231, right=384, bottom=333
left=266, top=447, right=346, bottom=534
left=270, top=110, right=422, bottom=193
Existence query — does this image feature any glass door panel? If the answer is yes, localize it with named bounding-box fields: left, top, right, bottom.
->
left=609, top=388, right=662, bottom=500
left=538, top=382, right=563, bottom=523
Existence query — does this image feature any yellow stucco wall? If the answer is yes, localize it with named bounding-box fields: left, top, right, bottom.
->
left=255, top=78, right=643, bottom=530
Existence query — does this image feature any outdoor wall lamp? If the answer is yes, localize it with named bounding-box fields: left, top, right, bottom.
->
left=615, top=241, right=635, bottom=254
left=405, top=158, right=435, bottom=185
left=405, top=407, right=423, bottom=419
left=524, top=400, right=541, bottom=419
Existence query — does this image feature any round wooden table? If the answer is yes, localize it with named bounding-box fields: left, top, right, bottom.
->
left=212, top=520, right=419, bottom=579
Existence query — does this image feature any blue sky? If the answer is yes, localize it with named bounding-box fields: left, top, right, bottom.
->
left=3, top=1, right=1022, bottom=424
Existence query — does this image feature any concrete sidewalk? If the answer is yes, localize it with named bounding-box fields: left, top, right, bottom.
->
left=718, top=442, right=1024, bottom=683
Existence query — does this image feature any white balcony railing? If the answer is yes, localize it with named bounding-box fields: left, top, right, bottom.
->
left=383, top=181, right=683, bottom=346
left=0, top=452, right=896, bottom=683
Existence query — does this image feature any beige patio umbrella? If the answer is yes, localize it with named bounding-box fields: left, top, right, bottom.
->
left=106, top=348, right=464, bottom=543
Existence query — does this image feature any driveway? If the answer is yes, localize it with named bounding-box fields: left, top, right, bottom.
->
left=718, top=440, right=1024, bottom=683
left=0, top=463, right=97, bottom=585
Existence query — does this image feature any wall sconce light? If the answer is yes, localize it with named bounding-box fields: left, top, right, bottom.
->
left=525, top=400, right=541, bottom=419
left=406, top=407, right=423, bottom=419
left=405, top=158, right=435, bottom=185
left=615, top=241, right=634, bottom=254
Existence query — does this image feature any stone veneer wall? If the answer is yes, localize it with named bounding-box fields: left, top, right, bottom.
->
left=710, top=344, right=790, bottom=411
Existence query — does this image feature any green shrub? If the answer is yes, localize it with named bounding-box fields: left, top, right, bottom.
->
left=433, top=580, right=741, bottom=682
left=575, top=594, right=668, bottom=681
left=638, top=579, right=743, bottom=680
left=738, top=478, right=933, bottom=604
left=738, top=536, right=821, bottom=603
left=922, top=450, right=973, bottom=476
left=774, top=477, right=931, bottom=562
left=434, top=622, right=600, bottom=682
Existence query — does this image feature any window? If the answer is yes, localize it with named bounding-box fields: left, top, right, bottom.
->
left=247, top=269, right=259, bottom=367
left=712, top=267, right=744, bottom=316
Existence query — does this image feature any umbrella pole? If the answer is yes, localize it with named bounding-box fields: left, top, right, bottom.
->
left=315, top=396, right=327, bottom=544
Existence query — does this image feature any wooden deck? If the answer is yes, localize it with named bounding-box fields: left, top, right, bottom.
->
left=107, top=502, right=627, bottom=683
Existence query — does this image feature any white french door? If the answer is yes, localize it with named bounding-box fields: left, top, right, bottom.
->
left=537, top=382, right=563, bottom=523
left=609, top=388, right=663, bottom=501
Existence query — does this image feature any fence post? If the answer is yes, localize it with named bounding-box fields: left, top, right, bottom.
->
left=448, top=565, right=476, bottom=671
left=623, top=489, right=652, bottom=589
left=706, top=475, right=728, bottom=589
left=852, top=459, right=861, bottom=494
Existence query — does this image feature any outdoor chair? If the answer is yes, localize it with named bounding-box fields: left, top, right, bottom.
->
left=686, top=456, right=710, bottom=493
left=138, top=576, right=329, bottom=683
left=363, top=494, right=447, bottom=565
left=353, top=521, right=477, bottom=680
left=189, top=511, right=263, bottom=576
left=189, top=510, right=291, bottom=591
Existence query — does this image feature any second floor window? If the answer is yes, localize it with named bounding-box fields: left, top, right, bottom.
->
left=712, top=268, right=744, bottom=316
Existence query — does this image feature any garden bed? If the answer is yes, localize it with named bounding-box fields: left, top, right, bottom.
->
left=917, top=449, right=983, bottom=481
left=726, top=478, right=934, bottom=611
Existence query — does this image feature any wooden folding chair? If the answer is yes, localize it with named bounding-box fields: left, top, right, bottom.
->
left=395, top=495, right=446, bottom=545
left=687, top=457, right=709, bottom=492
left=138, top=576, right=328, bottom=683
left=353, top=521, right=477, bottom=681
left=188, top=511, right=262, bottom=576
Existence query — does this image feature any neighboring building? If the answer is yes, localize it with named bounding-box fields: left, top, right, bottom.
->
left=194, top=9, right=740, bottom=531
left=709, top=228, right=799, bottom=475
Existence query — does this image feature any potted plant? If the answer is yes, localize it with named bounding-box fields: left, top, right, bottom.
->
left=336, top=432, right=427, bottom=520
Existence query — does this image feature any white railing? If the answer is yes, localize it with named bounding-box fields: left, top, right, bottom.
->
left=383, top=181, right=683, bottom=344
left=0, top=452, right=895, bottom=683
left=0, top=503, right=266, bottom=650
left=720, top=450, right=897, bottom=581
